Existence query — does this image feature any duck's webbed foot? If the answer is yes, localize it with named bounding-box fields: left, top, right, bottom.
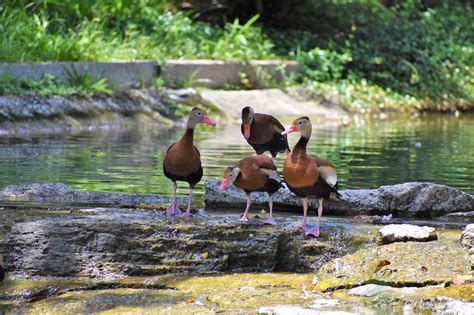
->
left=240, top=215, right=250, bottom=222
left=166, top=203, right=182, bottom=216
left=262, top=217, right=276, bottom=225
left=303, top=226, right=320, bottom=237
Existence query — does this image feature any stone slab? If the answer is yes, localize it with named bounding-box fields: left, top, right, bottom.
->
left=0, top=61, right=158, bottom=90
left=164, top=60, right=301, bottom=89
left=377, top=224, right=437, bottom=244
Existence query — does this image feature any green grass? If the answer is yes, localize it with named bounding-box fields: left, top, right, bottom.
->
left=0, top=74, right=111, bottom=96
left=0, top=0, right=472, bottom=111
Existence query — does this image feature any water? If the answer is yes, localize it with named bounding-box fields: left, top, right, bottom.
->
left=0, top=113, right=472, bottom=206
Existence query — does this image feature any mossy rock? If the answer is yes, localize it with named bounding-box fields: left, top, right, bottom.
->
left=314, top=241, right=471, bottom=291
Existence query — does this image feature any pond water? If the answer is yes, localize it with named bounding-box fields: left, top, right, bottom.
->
left=0, top=113, right=472, bottom=206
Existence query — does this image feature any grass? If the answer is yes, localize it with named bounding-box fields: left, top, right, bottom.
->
left=0, top=0, right=472, bottom=111
left=0, top=74, right=111, bottom=96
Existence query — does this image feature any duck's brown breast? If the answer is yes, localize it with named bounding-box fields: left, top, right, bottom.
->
left=283, top=152, right=319, bottom=188
left=163, top=141, right=201, bottom=176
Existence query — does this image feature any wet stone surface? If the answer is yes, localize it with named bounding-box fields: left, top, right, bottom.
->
left=0, top=207, right=377, bottom=277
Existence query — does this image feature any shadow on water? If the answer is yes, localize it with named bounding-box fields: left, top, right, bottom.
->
left=0, top=113, right=472, bottom=207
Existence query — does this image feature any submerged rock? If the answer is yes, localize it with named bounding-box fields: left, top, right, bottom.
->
left=348, top=284, right=393, bottom=297
left=377, top=224, right=437, bottom=245
left=313, top=241, right=471, bottom=291
left=205, top=180, right=474, bottom=218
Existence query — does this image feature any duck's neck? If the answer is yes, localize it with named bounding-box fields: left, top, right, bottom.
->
left=180, top=128, right=194, bottom=145
left=293, top=135, right=309, bottom=153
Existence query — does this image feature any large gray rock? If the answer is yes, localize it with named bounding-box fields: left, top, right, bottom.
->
left=204, top=180, right=474, bottom=218
left=0, top=208, right=375, bottom=277
left=377, top=224, right=437, bottom=245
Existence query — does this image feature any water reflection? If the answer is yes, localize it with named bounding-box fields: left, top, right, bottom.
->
left=0, top=114, right=472, bottom=206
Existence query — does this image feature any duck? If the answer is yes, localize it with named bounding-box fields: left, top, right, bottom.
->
left=163, top=107, right=216, bottom=217
left=241, top=106, right=290, bottom=158
left=282, top=116, right=340, bottom=237
left=219, top=155, right=282, bottom=225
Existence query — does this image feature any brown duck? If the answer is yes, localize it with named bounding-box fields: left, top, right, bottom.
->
left=282, top=117, right=340, bottom=237
left=241, top=106, right=290, bottom=158
left=163, top=108, right=216, bottom=217
left=220, top=155, right=282, bottom=225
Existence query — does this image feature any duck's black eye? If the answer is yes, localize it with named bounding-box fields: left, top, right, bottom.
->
left=198, top=112, right=202, bottom=116
left=298, top=121, right=303, bottom=125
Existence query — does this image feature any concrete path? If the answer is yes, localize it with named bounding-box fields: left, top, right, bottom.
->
left=200, top=89, right=346, bottom=118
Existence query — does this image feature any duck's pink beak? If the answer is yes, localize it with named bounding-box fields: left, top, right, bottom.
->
left=203, top=114, right=217, bottom=127
left=219, top=178, right=228, bottom=190
left=242, top=123, right=251, bottom=139
left=282, top=125, right=297, bottom=135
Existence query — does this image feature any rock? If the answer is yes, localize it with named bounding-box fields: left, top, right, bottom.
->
left=461, top=224, right=474, bottom=270
left=348, top=284, right=393, bottom=297
left=0, top=207, right=375, bottom=277
left=435, top=298, right=474, bottom=315
left=377, top=224, right=437, bottom=245
left=0, top=182, right=185, bottom=207
left=460, top=224, right=474, bottom=249
left=205, top=180, right=474, bottom=218
left=313, top=241, right=471, bottom=291
left=441, top=211, right=474, bottom=220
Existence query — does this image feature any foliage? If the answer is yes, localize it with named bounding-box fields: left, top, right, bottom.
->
left=0, top=0, right=472, bottom=110
left=0, top=74, right=111, bottom=96
left=0, top=1, right=275, bottom=62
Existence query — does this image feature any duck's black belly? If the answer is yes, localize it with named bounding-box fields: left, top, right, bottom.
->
left=249, top=133, right=289, bottom=158
left=287, top=180, right=333, bottom=199
left=163, top=164, right=203, bottom=188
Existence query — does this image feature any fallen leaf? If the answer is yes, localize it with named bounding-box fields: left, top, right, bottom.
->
left=201, top=252, right=209, bottom=259
left=374, top=259, right=391, bottom=273
left=184, top=299, right=195, bottom=304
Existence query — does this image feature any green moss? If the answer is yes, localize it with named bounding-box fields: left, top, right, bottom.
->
left=314, top=240, right=471, bottom=292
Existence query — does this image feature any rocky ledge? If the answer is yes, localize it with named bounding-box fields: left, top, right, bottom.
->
left=0, top=207, right=378, bottom=277
left=0, top=89, right=215, bottom=135
left=205, top=180, right=474, bottom=218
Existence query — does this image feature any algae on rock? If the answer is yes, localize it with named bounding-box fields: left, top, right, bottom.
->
left=314, top=241, right=471, bottom=291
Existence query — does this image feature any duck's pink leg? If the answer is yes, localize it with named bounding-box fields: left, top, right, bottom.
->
left=182, top=189, right=193, bottom=218
left=240, top=194, right=252, bottom=222
left=304, top=198, right=324, bottom=237
left=300, top=197, right=309, bottom=229
left=262, top=194, right=276, bottom=225
left=166, top=182, right=182, bottom=216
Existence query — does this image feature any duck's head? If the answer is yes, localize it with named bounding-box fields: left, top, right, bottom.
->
left=241, top=106, right=254, bottom=139
left=187, top=108, right=217, bottom=128
left=282, top=116, right=312, bottom=137
left=219, top=166, right=241, bottom=190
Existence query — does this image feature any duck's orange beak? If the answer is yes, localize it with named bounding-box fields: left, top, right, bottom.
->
left=282, top=125, right=297, bottom=135
left=219, top=178, right=228, bottom=190
left=243, top=123, right=251, bottom=139
left=203, top=114, right=217, bottom=127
